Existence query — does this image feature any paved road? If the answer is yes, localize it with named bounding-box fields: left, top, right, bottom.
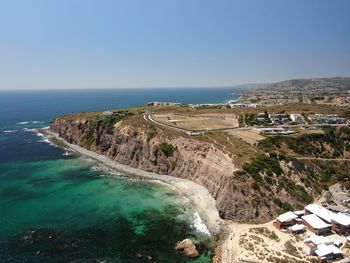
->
left=144, top=113, right=190, bottom=132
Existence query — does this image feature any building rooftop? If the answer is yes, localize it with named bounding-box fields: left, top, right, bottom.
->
left=315, top=244, right=342, bottom=258
left=305, top=235, right=334, bottom=246
left=302, top=214, right=332, bottom=229
left=294, top=210, right=305, bottom=217
left=277, top=211, right=298, bottom=223
left=332, top=213, right=350, bottom=226
left=305, top=204, right=335, bottom=223
left=289, top=224, right=305, bottom=232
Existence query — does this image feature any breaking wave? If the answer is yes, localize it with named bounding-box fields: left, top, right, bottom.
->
left=16, top=121, right=43, bottom=125
left=192, top=212, right=210, bottom=235
left=2, top=129, right=18, bottom=133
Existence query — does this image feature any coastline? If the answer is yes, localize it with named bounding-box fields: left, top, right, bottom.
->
left=42, top=129, right=223, bottom=235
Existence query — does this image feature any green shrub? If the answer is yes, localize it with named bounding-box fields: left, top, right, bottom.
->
left=243, top=153, right=283, bottom=183
left=252, top=181, right=260, bottom=190
left=146, top=126, right=157, bottom=142
left=159, top=142, right=176, bottom=157
left=96, top=111, right=133, bottom=128
left=270, top=152, right=278, bottom=159
left=265, top=176, right=273, bottom=185
left=278, top=177, right=313, bottom=203
left=274, top=198, right=293, bottom=213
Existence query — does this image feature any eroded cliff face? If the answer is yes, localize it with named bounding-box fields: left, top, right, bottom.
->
left=50, top=113, right=316, bottom=222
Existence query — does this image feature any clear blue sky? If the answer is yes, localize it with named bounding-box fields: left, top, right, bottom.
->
left=0, top=0, right=349, bottom=89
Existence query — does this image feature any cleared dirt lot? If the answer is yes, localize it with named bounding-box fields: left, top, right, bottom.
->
left=152, top=113, right=239, bottom=130
left=228, top=128, right=265, bottom=145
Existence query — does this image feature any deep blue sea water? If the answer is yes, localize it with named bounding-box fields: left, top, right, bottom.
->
left=0, top=88, right=239, bottom=263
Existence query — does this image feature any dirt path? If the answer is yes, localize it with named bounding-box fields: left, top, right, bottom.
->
left=296, top=157, right=350, bottom=161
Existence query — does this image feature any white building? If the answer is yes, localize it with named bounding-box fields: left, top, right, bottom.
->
left=290, top=113, right=304, bottom=124
left=331, top=212, right=350, bottom=234
left=289, top=224, right=306, bottom=234
left=314, top=244, right=342, bottom=261
left=302, top=214, right=332, bottom=235
left=274, top=211, right=298, bottom=229
left=102, top=111, right=113, bottom=116
left=305, top=204, right=334, bottom=223
left=258, top=128, right=295, bottom=135
left=304, top=235, right=340, bottom=255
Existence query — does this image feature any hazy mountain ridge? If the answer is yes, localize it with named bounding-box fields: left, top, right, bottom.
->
left=264, top=77, right=350, bottom=92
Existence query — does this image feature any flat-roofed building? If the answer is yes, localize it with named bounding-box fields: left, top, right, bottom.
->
left=304, top=235, right=334, bottom=255
left=289, top=224, right=306, bottom=234
left=331, top=213, right=350, bottom=235
left=293, top=210, right=305, bottom=217
left=314, top=244, right=342, bottom=261
left=290, top=114, right=304, bottom=124
left=274, top=211, right=298, bottom=229
left=305, top=204, right=334, bottom=223
left=302, top=214, right=332, bottom=235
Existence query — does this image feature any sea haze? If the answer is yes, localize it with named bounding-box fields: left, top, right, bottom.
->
left=0, top=88, right=239, bottom=262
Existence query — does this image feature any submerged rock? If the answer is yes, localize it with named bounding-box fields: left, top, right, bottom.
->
left=175, top=238, right=199, bottom=258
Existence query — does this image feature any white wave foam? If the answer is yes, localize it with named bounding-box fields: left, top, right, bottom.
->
left=39, top=137, right=51, bottom=144
left=192, top=212, right=210, bottom=235
left=38, top=133, right=57, bottom=147
left=17, top=121, right=31, bottom=125
left=3, top=129, right=18, bottom=133
left=22, top=128, right=57, bottom=147
left=16, top=120, right=44, bottom=125
left=23, top=128, right=38, bottom=132
left=16, top=121, right=39, bottom=125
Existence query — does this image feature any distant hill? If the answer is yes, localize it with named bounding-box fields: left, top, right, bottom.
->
left=231, top=83, right=271, bottom=90
left=263, top=77, right=350, bottom=92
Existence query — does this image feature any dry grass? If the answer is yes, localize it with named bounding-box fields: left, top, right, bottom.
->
left=231, top=129, right=265, bottom=145
left=152, top=113, right=239, bottom=130
left=202, top=132, right=257, bottom=166
left=299, top=129, right=325, bottom=135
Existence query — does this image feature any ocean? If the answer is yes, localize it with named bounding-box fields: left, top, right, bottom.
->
left=0, top=88, right=240, bottom=263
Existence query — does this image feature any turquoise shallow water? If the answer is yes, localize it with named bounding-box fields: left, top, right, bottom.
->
left=0, top=142, right=214, bottom=262
left=0, top=89, right=239, bottom=262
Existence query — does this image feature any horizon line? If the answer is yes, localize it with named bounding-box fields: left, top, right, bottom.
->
left=0, top=75, right=348, bottom=91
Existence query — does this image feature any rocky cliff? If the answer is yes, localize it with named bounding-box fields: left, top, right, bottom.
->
left=50, top=111, right=319, bottom=222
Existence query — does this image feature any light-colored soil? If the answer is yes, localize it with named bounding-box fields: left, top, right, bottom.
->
left=152, top=113, right=239, bottom=130
left=228, top=128, right=265, bottom=145
left=221, top=221, right=349, bottom=263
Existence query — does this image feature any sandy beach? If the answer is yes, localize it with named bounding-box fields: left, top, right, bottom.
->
left=42, top=129, right=223, bottom=235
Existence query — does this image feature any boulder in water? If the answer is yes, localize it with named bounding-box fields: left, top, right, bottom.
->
left=175, top=239, right=199, bottom=258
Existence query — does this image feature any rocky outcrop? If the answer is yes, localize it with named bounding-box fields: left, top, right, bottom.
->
left=50, top=113, right=317, bottom=222
left=175, top=239, right=199, bottom=258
